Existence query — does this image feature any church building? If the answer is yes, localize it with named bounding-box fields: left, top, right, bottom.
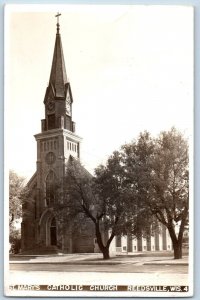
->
left=21, top=15, right=172, bottom=254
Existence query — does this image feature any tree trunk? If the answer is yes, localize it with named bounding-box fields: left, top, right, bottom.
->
left=102, top=246, right=110, bottom=260
left=95, top=221, right=111, bottom=260
left=173, top=241, right=182, bottom=259
left=167, top=225, right=183, bottom=259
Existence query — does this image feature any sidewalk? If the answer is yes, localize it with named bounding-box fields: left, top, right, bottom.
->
left=9, top=252, right=188, bottom=266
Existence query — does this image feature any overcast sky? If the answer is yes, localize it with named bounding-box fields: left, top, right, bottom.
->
left=5, top=5, right=193, bottom=179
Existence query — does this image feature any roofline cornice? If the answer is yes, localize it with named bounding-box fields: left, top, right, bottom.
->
left=34, top=128, right=82, bottom=142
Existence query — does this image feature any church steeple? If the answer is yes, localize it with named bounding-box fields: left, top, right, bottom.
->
left=42, top=14, right=75, bottom=133
left=49, top=13, right=68, bottom=98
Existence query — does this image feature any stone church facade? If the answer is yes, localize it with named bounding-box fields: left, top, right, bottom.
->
left=21, top=17, right=172, bottom=254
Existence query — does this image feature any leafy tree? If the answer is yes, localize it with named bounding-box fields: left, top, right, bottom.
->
left=94, top=151, right=139, bottom=257
left=9, top=170, right=26, bottom=253
left=9, top=170, right=25, bottom=226
left=121, top=129, right=189, bottom=259
left=9, top=227, right=21, bottom=254
left=150, top=128, right=189, bottom=259
left=59, top=156, right=138, bottom=259
left=120, top=131, right=155, bottom=238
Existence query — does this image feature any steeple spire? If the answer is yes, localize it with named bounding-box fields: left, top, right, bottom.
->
left=48, top=13, right=68, bottom=98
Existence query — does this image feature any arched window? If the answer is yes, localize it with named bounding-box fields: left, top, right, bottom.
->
left=46, top=171, right=56, bottom=206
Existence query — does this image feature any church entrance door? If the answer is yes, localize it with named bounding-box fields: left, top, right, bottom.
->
left=50, top=217, right=57, bottom=246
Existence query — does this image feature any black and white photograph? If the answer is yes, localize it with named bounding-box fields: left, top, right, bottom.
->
left=5, top=4, right=193, bottom=297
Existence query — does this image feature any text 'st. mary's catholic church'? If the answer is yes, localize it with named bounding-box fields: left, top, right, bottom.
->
left=21, top=16, right=172, bottom=254
left=21, top=16, right=96, bottom=253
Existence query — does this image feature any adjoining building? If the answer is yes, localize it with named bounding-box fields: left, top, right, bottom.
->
left=21, top=16, right=172, bottom=254
left=110, top=225, right=172, bottom=254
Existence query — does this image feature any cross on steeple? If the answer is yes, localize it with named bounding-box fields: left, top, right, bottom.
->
left=55, top=12, right=61, bottom=33
left=55, top=12, right=61, bottom=23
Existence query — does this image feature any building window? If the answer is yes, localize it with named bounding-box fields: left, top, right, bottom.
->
left=48, top=114, right=56, bottom=130
left=46, top=171, right=56, bottom=206
left=116, top=235, right=121, bottom=247
left=45, top=152, right=56, bottom=165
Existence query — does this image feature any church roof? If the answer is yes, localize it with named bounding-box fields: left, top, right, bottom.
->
left=49, top=23, right=68, bottom=98
left=67, top=155, right=93, bottom=178
left=27, top=172, right=37, bottom=189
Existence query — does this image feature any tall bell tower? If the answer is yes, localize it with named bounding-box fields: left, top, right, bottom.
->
left=33, top=14, right=82, bottom=251
left=35, top=14, right=81, bottom=197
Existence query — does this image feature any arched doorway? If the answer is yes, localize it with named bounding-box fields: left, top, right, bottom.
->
left=38, top=210, right=58, bottom=247
left=50, top=217, right=57, bottom=246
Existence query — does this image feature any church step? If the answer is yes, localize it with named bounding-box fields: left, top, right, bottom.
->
left=20, top=246, right=60, bottom=255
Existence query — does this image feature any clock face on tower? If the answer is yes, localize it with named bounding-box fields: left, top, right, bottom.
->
left=47, top=99, right=55, bottom=113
